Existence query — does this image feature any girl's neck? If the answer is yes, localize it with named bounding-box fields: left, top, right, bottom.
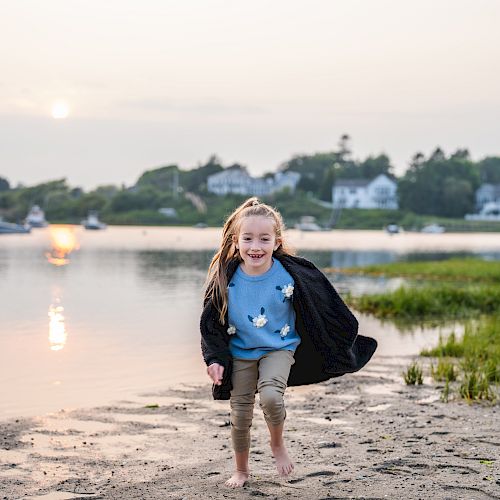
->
left=239, top=258, right=274, bottom=276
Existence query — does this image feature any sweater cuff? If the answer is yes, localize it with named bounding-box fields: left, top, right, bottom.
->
left=206, top=350, right=231, bottom=367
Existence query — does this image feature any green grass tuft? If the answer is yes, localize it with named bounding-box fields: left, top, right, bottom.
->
left=430, top=358, right=458, bottom=382
left=403, top=362, right=424, bottom=385
left=422, top=332, right=465, bottom=358
left=459, top=370, right=495, bottom=403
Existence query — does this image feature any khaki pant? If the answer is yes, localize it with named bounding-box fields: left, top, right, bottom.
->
left=230, top=350, right=295, bottom=452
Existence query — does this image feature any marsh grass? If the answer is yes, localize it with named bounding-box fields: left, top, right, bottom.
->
left=351, top=285, right=500, bottom=321
left=459, top=370, right=495, bottom=402
left=349, top=258, right=500, bottom=283
left=347, top=259, right=499, bottom=403
left=422, top=332, right=464, bottom=358
left=441, top=380, right=451, bottom=403
left=423, top=318, right=499, bottom=402
left=403, top=362, right=424, bottom=385
left=430, top=358, right=458, bottom=382
left=424, top=318, right=500, bottom=381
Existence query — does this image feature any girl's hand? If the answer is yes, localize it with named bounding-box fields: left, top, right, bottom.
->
left=207, top=363, right=224, bottom=386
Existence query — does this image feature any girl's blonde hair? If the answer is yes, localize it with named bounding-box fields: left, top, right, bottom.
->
left=205, top=197, right=295, bottom=323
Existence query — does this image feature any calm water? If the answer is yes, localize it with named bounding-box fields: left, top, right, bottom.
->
left=1, top=226, right=499, bottom=419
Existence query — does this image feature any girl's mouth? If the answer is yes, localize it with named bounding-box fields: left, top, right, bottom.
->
left=248, top=254, right=264, bottom=260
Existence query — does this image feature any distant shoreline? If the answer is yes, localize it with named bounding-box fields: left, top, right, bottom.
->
left=7, top=226, right=500, bottom=253
left=74, top=226, right=500, bottom=252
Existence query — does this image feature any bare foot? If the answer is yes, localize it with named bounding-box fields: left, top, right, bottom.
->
left=271, top=442, right=294, bottom=476
left=225, top=470, right=249, bottom=488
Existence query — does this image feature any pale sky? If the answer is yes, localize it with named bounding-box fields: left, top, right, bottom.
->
left=1, top=0, right=499, bottom=190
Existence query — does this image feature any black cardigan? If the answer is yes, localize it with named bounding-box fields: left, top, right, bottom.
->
left=200, top=254, right=377, bottom=400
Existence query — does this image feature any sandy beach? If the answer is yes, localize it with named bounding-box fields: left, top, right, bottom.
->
left=1, top=353, right=499, bottom=500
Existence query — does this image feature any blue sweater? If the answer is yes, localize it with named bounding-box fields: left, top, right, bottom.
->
left=227, top=259, right=300, bottom=359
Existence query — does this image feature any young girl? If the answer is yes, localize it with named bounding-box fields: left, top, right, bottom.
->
left=200, top=197, right=377, bottom=488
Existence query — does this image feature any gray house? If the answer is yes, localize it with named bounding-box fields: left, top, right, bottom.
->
left=207, top=167, right=300, bottom=196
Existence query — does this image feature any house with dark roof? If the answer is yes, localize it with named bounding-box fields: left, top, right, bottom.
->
left=332, top=174, right=398, bottom=209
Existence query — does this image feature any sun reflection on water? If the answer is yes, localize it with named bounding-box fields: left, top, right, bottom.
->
left=46, top=225, right=79, bottom=266
left=48, top=304, right=67, bottom=351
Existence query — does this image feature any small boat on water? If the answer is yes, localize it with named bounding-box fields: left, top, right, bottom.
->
left=421, top=223, right=445, bottom=234
left=25, top=205, right=48, bottom=227
left=0, top=219, right=31, bottom=234
left=465, top=202, right=500, bottom=221
left=385, top=223, right=402, bottom=234
left=82, top=211, right=107, bottom=230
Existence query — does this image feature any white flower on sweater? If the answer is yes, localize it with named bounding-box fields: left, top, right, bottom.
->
left=253, top=314, right=268, bottom=328
left=276, top=283, right=294, bottom=301
left=248, top=307, right=268, bottom=328
left=279, top=324, right=290, bottom=338
left=227, top=324, right=236, bottom=335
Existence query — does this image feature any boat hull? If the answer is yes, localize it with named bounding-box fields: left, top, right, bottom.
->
left=0, top=222, right=31, bottom=234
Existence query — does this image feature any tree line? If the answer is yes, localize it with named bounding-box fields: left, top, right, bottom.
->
left=1, top=136, right=500, bottom=225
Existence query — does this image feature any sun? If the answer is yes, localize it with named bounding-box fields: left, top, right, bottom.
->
left=51, top=100, right=70, bottom=119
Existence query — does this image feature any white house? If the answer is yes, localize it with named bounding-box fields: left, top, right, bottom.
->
left=332, top=174, right=398, bottom=209
left=475, top=183, right=500, bottom=211
left=207, top=167, right=300, bottom=196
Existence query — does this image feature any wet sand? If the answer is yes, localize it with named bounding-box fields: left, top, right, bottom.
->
left=1, top=355, right=498, bottom=500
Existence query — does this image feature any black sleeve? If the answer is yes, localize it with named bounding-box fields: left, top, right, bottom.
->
left=200, top=299, right=231, bottom=368
left=294, top=266, right=359, bottom=350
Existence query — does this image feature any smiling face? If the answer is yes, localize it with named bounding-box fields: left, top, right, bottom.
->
left=234, top=216, right=281, bottom=275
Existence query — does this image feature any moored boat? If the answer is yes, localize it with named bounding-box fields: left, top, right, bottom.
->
left=465, top=202, right=500, bottom=221
left=421, top=223, right=445, bottom=234
left=25, top=205, right=48, bottom=227
left=385, top=223, right=402, bottom=234
left=0, top=219, right=31, bottom=234
left=82, top=211, right=107, bottom=230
